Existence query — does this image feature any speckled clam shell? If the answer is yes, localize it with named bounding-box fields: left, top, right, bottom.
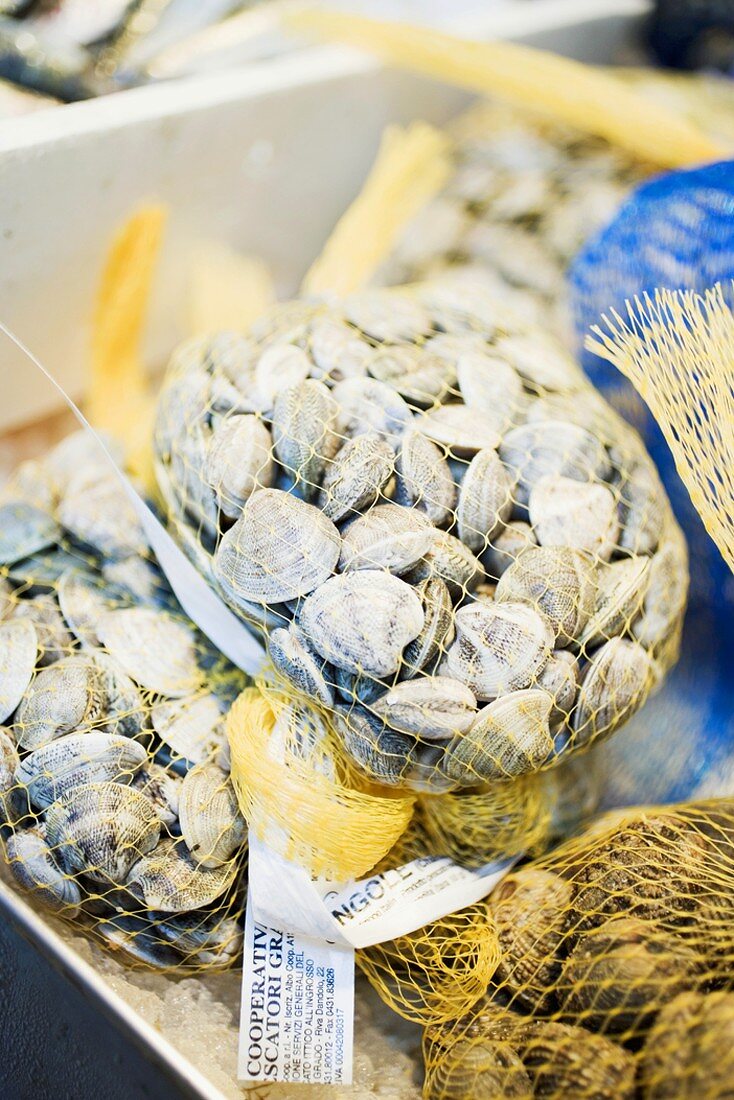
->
left=0, top=619, right=37, bottom=723
left=11, top=594, right=73, bottom=666
left=332, top=376, right=413, bottom=447
left=456, top=349, right=524, bottom=433
left=151, top=693, right=225, bottom=767
left=268, top=700, right=336, bottom=779
left=572, top=637, right=655, bottom=747
left=6, top=826, right=82, bottom=913
left=178, top=762, right=245, bottom=869
left=308, top=317, right=372, bottom=383
left=132, top=764, right=182, bottom=827
left=517, top=1021, right=636, bottom=1099
left=495, top=546, right=597, bottom=647
left=205, top=414, right=274, bottom=518
left=444, top=688, right=554, bottom=782
left=300, top=570, right=424, bottom=678
left=97, top=607, right=201, bottom=698
left=102, top=556, right=163, bottom=606
left=537, top=649, right=579, bottom=724
left=457, top=448, right=515, bottom=552
left=58, top=476, right=148, bottom=559
left=272, top=379, right=341, bottom=500
left=215, top=489, right=340, bottom=604
left=499, top=420, right=610, bottom=506
left=443, top=601, right=553, bottom=699
left=371, top=677, right=477, bottom=740
left=493, top=332, right=585, bottom=392
left=395, top=429, right=455, bottom=525
left=579, top=556, right=650, bottom=649
left=406, top=529, right=483, bottom=599
left=368, top=345, right=453, bottom=407
left=482, top=521, right=538, bottom=581
left=338, top=503, right=434, bottom=574
left=342, top=290, right=430, bottom=343
left=15, top=655, right=105, bottom=751
left=402, top=576, right=455, bottom=676
left=317, top=433, right=394, bottom=524
left=529, top=476, right=620, bottom=560
left=418, top=404, right=501, bottom=455
left=633, top=532, right=689, bottom=651
left=16, top=731, right=148, bottom=810
left=126, top=837, right=237, bottom=912
left=46, top=781, right=161, bottom=884
left=269, top=623, right=334, bottom=707
left=0, top=501, right=59, bottom=565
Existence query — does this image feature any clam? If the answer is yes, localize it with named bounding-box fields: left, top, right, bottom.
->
left=617, top=457, right=666, bottom=556
left=406, top=529, right=483, bottom=599
left=131, top=764, right=182, bottom=827
left=272, top=379, right=341, bottom=499
left=368, top=346, right=453, bottom=406
left=97, top=607, right=201, bottom=697
left=332, top=667, right=387, bottom=707
left=169, top=426, right=220, bottom=538
left=0, top=725, right=22, bottom=822
left=633, top=533, right=689, bottom=651
left=499, top=420, right=610, bottom=507
left=0, top=501, right=59, bottom=565
left=12, top=593, right=74, bottom=666
left=443, top=601, right=553, bottom=699
left=342, top=290, right=430, bottom=343
left=371, top=677, right=477, bottom=740
left=57, top=570, right=113, bottom=647
left=395, top=429, right=455, bottom=525
left=332, top=377, right=413, bottom=447
left=495, top=547, right=597, bottom=647
left=308, top=317, right=372, bottom=382
left=482, top=521, right=537, bottom=581
left=214, top=489, right=340, bottom=605
left=151, top=693, right=225, bottom=768
left=101, top=556, right=164, bottom=606
left=456, top=448, right=515, bottom=552
left=15, top=655, right=105, bottom=751
left=300, top=571, right=424, bottom=678
left=518, top=1021, right=635, bottom=1099
left=424, top=1037, right=532, bottom=1100
left=96, top=914, right=182, bottom=970
left=126, top=837, right=236, bottom=912
left=16, top=731, right=148, bottom=810
left=456, top=349, right=524, bottom=432
left=641, top=990, right=734, bottom=1100
left=333, top=704, right=416, bottom=787
left=418, top=404, right=501, bottom=455
left=91, top=651, right=147, bottom=739
left=268, top=699, right=336, bottom=778
left=154, top=359, right=212, bottom=459
left=579, top=556, right=650, bottom=649
left=5, top=825, right=82, bottom=913
left=489, top=866, right=574, bottom=1012
left=493, top=332, right=584, bottom=392
left=205, top=414, right=274, bottom=518
left=178, top=762, right=246, bottom=868
left=443, top=689, right=554, bottom=782
left=269, top=623, right=334, bottom=707
left=157, top=911, right=244, bottom=968
left=8, top=547, right=93, bottom=593
left=0, top=619, right=38, bottom=723
left=536, top=650, right=579, bottom=724
left=402, top=576, right=455, bottom=676
left=46, top=781, right=161, bottom=884
left=58, top=476, right=148, bottom=559
left=253, top=343, right=311, bottom=412
left=338, top=503, right=434, bottom=574
left=572, top=637, right=655, bottom=747
left=529, top=476, right=620, bottom=561
left=317, top=433, right=394, bottom=523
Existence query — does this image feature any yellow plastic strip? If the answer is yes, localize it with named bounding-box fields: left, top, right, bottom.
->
left=189, top=241, right=276, bottom=336
left=587, top=284, right=734, bottom=573
left=286, top=10, right=725, bottom=168
left=302, top=120, right=451, bottom=297
left=89, top=204, right=167, bottom=489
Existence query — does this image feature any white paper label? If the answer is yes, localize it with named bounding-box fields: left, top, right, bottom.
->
left=240, top=892, right=354, bottom=1085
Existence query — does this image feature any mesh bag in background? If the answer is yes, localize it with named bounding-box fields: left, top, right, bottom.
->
left=423, top=797, right=734, bottom=1100
left=154, top=280, right=687, bottom=812
left=0, top=430, right=249, bottom=972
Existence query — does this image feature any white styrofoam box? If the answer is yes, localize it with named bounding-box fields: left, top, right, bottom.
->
left=0, top=0, right=648, bottom=431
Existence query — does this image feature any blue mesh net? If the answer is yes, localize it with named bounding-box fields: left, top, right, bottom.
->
left=569, top=160, right=734, bottom=805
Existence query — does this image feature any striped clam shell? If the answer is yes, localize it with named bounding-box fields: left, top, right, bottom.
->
left=126, top=837, right=237, bottom=912
left=572, top=637, right=655, bottom=747
left=499, top=419, right=611, bottom=507
left=443, top=600, right=553, bottom=700
left=272, top=379, right=341, bottom=500
left=395, top=428, right=455, bottom=526
left=456, top=448, right=515, bottom=552
left=495, top=546, right=597, bottom=647
left=371, top=677, right=477, bottom=740
left=443, top=688, right=554, bottom=783
left=317, top=433, right=394, bottom=524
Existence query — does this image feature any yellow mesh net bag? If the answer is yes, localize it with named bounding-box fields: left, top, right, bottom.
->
left=423, top=797, right=734, bottom=1100
left=0, top=431, right=249, bottom=972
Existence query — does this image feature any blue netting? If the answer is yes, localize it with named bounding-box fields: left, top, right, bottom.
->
left=569, top=160, right=734, bottom=805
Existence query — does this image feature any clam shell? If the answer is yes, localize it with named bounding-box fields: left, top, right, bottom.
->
left=272, top=379, right=341, bottom=500
left=402, top=576, right=455, bottom=676
left=536, top=650, right=579, bottom=724
left=96, top=914, right=182, bottom=970
left=456, top=349, right=524, bottom=432
left=12, top=593, right=74, bottom=666
left=529, top=476, right=620, bottom=561
left=318, top=434, right=394, bottom=523
left=342, top=290, right=429, bottom=343
left=371, top=677, right=477, bottom=740
left=368, top=345, right=453, bottom=406
left=151, top=693, right=225, bottom=767
left=395, top=429, right=455, bottom=525
left=15, top=655, right=106, bottom=751
left=444, top=688, right=554, bottom=782
left=205, top=414, right=274, bottom=518
left=178, top=762, right=246, bottom=869
left=499, top=420, right=611, bottom=506
left=0, top=619, right=38, bottom=723
left=57, top=570, right=114, bottom=647
left=254, top=343, right=311, bottom=412
left=0, top=725, right=22, bottom=822
left=641, top=991, right=734, bottom=1100
left=0, top=502, right=59, bottom=565
left=5, top=826, right=82, bottom=913
left=418, top=404, right=501, bottom=455
left=338, top=503, right=434, bottom=574
left=8, top=547, right=92, bottom=593
left=333, top=704, right=415, bottom=787
left=268, top=700, right=336, bottom=778
left=332, top=667, right=387, bottom=708
left=169, top=426, right=220, bottom=538
left=633, top=533, right=689, bottom=651
left=301, top=571, right=424, bottom=678
left=16, top=731, right=148, bottom=810
left=101, top=556, right=164, bottom=606
left=0, top=577, right=14, bottom=619
left=46, top=781, right=161, bottom=884
left=332, top=377, right=413, bottom=446
left=270, top=623, right=334, bottom=707
left=457, top=448, right=514, bottom=552
left=58, top=476, right=148, bottom=559
left=617, top=457, right=666, bottom=556
left=572, top=637, right=655, bottom=747
left=406, top=529, right=484, bottom=599
left=482, top=521, right=538, bottom=581
left=97, top=608, right=201, bottom=697
left=308, top=317, right=372, bottom=382
left=518, top=1021, right=636, bottom=1099
left=159, top=912, right=243, bottom=968
left=493, top=332, right=584, bottom=392
left=424, top=1037, right=531, bottom=1100
left=579, top=556, right=650, bottom=649
left=126, top=837, right=236, bottom=912
left=91, top=651, right=147, bottom=739
left=495, top=546, right=597, bottom=647
left=131, top=764, right=181, bottom=827
left=214, top=489, right=341, bottom=605
left=443, top=601, right=553, bottom=699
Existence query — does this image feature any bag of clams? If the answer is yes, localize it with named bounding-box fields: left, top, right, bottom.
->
left=153, top=277, right=689, bottom=884
left=423, top=797, right=734, bottom=1100
left=0, top=430, right=249, bottom=971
